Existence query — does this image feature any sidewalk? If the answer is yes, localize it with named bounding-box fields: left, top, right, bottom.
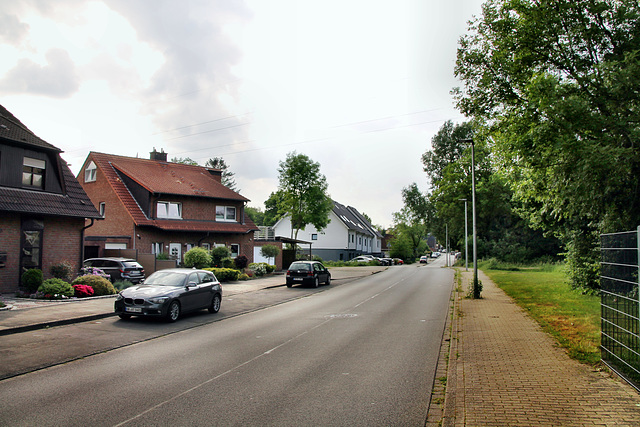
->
left=440, top=269, right=640, bottom=426
left=0, top=266, right=385, bottom=336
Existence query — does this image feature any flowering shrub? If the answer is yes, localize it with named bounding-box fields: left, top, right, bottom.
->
left=73, top=284, right=94, bottom=298
left=37, top=278, right=74, bottom=299
left=234, top=254, right=249, bottom=270
left=72, top=275, right=116, bottom=296
left=247, top=263, right=267, bottom=277
left=80, top=266, right=110, bottom=280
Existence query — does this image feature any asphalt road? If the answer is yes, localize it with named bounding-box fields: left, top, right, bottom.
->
left=0, top=262, right=453, bottom=426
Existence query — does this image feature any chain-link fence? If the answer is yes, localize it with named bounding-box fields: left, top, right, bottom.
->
left=601, top=228, right=640, bottom=390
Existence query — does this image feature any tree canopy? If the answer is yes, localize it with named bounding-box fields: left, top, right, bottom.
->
left=454, top=0, right=640, bottom=291
left=277, top=152, right=333, bottom=240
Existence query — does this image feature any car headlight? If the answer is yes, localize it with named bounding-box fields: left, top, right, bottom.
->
left=116, top=293, right=123, bottom=301
left=149, top=296, right=169, bottom=304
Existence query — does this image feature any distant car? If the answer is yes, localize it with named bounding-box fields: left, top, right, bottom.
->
left=393, top=258, right=404, bottom=265
left=381, top=257, right=394, bottom=266
left=114, top=268, right=222, bottom=322
left=419, top=256, right=428, bottom=263
left=431, top=252, right=441, bottom=258
left=350, top=256, right=374, bottom=263
left=83, top=257, right=145, bottom=283
left=286, top=261, right=331, bottom=288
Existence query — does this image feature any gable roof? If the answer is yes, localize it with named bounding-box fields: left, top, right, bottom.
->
left=89, top=152, right=249, bottom=201
left=0, top=105, right=101, bottom=219
left=86, top=151, right=257, bottom=233
left=332, top=201, right=382, bottom=238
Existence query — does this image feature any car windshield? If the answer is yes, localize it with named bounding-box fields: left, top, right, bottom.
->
left=143, top=272, right=187, bottom=286
left=289, top=262, right=311, bottom=271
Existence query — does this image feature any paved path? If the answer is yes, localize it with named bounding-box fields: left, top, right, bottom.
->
left=440, top=269, right=640, bottom=426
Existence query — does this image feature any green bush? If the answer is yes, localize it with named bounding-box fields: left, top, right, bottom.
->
left=21, top=269, right=43, bottom=292
left=72, top=275, right=116, bottom=296
left=221, top=257, right=235, bottom=269
left=204, top=268, right=240, bottom=282
left=184, top=247, right=212, bottom=268
left=248, top=263, right=267, bottom=276
left=38, top=278, right=74, bottom=298
left=238, top=273, right=250, bottom=281
left=156, top=252, right=169, bottom=260
left=113, top=280, right=135, bottom=291
left=49, top=260, right=74, bottom=282
left=211, top=246, right=231, bottom=267
left=263, top=263, right=276, bottom=273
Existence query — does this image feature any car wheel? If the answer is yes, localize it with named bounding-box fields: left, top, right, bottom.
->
left=118, top=313, right=131, bottom=320
left=326, top=276, right=331, bottom=286
left=286, top=280, right=293, bottom=288
left=314, top=277, right=319, bottom=288
left=167, top=301, right=181, bottom=322
left=209, top=294, right=221, bottom=313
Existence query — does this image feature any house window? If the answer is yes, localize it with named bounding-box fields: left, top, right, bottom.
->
left=201, top=243, right=211, bottom=250
left=22, top=157, right=45, bottom=189
left=152, top=242, right=164, bottom=254
left=157, top=201, right=182, bottom=219
left=230, top=244, right=239, bottom=258
left=85, top=161, right=97, bottom=183
left=312, top=234, right=318, bottom=240
left=216, top=206, right=236, bottom=222
left=99, top=202, right=105, bottom=217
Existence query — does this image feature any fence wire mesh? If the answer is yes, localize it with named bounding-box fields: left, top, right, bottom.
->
left=601, top=228, right=640, bottom=389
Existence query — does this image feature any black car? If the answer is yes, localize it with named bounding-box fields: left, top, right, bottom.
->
left=286, top=261, right=331, bottom=288
left=114, top=268, right=222, bottom=322
left=83, top=257, right=145, bottom=283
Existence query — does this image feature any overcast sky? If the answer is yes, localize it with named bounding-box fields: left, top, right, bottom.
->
left=1, top=0, right=483, bottom=228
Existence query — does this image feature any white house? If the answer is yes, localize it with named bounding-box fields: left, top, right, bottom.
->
left=272, top=200, right=382, bottom=262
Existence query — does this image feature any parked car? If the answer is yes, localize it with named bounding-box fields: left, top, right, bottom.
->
left=350, top=256, right=374, bottom=263
left=393, top=258, right=404, bottom=265
left=419, top=256, right=428, bottom=263
left=114, top=268, right=222, bottom=322
left=381, top=257, right=394, bottom=266
left=286, top=261, right=331, bottom=288
left=431, top=252, right=441, bottom=258
left=83, top=257, right=145, bottom=283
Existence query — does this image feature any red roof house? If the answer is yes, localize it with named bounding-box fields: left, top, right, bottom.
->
left=78, top=150, right=258, bottom=263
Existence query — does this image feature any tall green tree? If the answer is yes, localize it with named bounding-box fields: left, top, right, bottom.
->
left=454, top=0, right=640, bottom=291
left=245, top=206, right=265, bottom=226
left=205, top=157, right=238, bottom=191
left=263, top=190, right=287, bottom=226
left=277, top=152, right=333, bottom=240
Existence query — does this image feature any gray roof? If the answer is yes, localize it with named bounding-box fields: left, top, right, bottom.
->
left=332, top=200, right=381, bottom=238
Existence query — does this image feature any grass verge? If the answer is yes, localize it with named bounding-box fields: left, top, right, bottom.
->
left=479, top=261, right=600, bottom=365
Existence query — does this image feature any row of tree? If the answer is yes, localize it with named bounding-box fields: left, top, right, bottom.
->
left=392, top=0, right=640, bottom=293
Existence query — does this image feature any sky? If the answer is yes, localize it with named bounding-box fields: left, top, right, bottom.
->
left=0, top=0, right=484, bottom=228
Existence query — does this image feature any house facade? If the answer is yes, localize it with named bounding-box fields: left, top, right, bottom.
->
left=0, top=105, right=101, bottom=293
left=272, top=200, right=382, bottom=262
left=78, top=150, right=258, bottom=263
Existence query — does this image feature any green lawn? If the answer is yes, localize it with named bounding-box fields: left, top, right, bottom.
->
left=480, top=262, right=601, bottom=365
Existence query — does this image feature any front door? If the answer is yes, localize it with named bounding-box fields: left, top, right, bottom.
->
left=169, top=243, right=182, bottom=263
left=20, top=218, right=43, bottom=279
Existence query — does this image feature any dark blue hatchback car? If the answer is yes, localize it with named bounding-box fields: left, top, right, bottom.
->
left=286, top=261, right=331, bottom=288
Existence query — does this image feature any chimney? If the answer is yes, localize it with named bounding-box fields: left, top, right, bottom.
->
left=150, top=148, right=167, bottom=161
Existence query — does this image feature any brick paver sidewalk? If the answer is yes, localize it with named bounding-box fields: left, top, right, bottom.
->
left=443, top=269, right=640, bottom=426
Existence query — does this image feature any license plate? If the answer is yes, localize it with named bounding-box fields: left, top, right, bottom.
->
left=294, top=277, right=303, bottom=281
left=125, top=307, right=142, bottom=313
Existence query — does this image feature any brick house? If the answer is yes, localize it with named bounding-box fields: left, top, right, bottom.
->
left=78, top=150, right=259, bottom=264
left=0, top=105, right=101, bottom=293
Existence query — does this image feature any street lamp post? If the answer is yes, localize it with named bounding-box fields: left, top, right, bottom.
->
left=459, top=198, right=468, bottom=271
left=459, top=138, right=480, bottom=298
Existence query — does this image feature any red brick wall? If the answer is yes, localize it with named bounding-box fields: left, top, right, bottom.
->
left=0, top=214, right=84, bottom=293
left=0, top=214, right=21, bottom=292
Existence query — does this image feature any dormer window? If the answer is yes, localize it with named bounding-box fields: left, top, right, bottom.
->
left=85, top=161, right=97, bottom=183
left=157, top=201, right=182, bottom=219
left=22, top=157, right=45, bottom=189
left=216, top=206, right=236, bottom=222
